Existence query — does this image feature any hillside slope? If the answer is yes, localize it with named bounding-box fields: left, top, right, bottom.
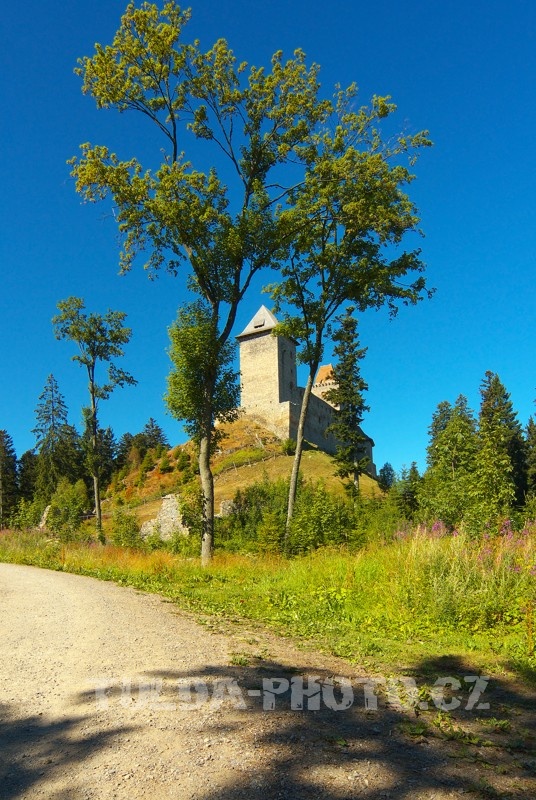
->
left=102, top=416, right=379, bottom=530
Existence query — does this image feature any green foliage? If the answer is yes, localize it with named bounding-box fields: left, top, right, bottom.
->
left=324, top=308, right=369, bottom=489
left=110, top=508, right=142, bottom=548
left=281, top=439, right=297, bottom=456
left=16, top=451, right=39, bottom=502
left=32, top=375, right=84, bottom=500
left=526, top=417, right=536, bottom=497
left=140, top=449, right=155, bottom=475
left=53, top=296, right=136, bottom=534
left=286, top=482, right=354, bottom=554
left=175, top=448, right=190, bottom=471
left=70, top=3, right=430, bottom=561
left=391, top=462, right=422, bottom=521
left=2, top=522, right=536, bottom=675
left=175, top=483, right=204, bottom=540
left=419, top=395, right=479, bottom=528
left=0, top=430, right=18, bottom=527
left=10, top=496, right=46, bottom=531
left=142, top=418, right=169, bottom=450
left=217, top=476, right=407, bottom=555
left=159, top=453, right=172, bottom=473
left=377, top=462, right=396, bottom=492
left=478, top=371, right=527, bottom=507
left=166, top=300, right=240, bottom=444
left=47, top=479, right=90, bottom=541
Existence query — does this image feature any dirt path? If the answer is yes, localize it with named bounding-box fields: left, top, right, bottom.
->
left=0, top=563, right=534, bottom=799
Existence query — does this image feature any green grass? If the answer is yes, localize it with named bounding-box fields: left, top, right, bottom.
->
left=1, top=526, right=535, bottom=678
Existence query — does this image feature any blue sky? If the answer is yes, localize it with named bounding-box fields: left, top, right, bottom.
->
left=1, top=0, right=535, bottom=474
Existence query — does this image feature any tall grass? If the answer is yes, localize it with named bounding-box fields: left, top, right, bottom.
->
left=1, top=524, right=534, bottom=674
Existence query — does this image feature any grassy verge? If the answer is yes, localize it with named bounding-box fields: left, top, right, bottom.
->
left=1, top=526, right=535, bottom=682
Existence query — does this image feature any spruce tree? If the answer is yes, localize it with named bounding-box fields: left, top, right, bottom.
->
left=395, top=462, right=422, bottom=520
left=142, top=418, right=169, bottom=451
left=526, top=416, right=536, bottom=498
left=33, top=375, right=69, bottom=449
left=17, top=450, right=38, bottom=501
left=378, top=462, right=396, bottom=492
left=419, top=395, right=478, bottom=527
left=426, top=400, right=453, bottom=468
left=0, top=430, right=18, bottom=527
left=477, top=371, right=526, bottom=508
left=32, top=375, right=83, bottom=500
left=324, top=308, right=370, bottom=492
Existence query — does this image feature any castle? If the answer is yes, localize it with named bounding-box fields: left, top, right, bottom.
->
left=237, top=305, right=375, bottom=473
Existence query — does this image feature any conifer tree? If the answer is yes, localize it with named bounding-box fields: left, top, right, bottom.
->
left=526, top=416, right=536, bottom=498
left=324, top=308, right=370, bottom=492
left=394, top=462, right=422, bottom=520
left=142, top=418, right=169, bottom=451
left=0, top=430, right=18, bottom=527
left=425, top=400, right=453, bottom=468
left=477, top=371, right=526, bottom=509
left=419, top=395, right=478, bottom=527
left=32, top=375, right=83, bottom=501
left=17, top=451, right=38, bottom=501
left=377, top=462, right=396, bottom=492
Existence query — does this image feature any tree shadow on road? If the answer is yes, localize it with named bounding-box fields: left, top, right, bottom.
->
left=74, top=654, right=536, bottom=799
left=0, top=702, right=133, bottom=799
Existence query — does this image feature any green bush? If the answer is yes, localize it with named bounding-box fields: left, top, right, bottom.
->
left=47, top=479, right=90, bottom=541
left=110, top=508, right=142, bottom=548
left=281, top=438, right=297, bottom=456
left=10, top=497, right=47, bottom=531
left=159, top=453, right=173, bottom=473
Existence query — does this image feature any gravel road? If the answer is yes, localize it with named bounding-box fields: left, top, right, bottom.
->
left=1, top=563, right=534, bottom=800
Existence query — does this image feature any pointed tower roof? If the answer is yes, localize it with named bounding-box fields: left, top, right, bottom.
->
left=314, top=364, right=335, bottom=385
left=236, top=305, right=279, bottom=340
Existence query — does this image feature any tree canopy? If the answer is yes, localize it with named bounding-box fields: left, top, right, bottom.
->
left=70, top=1, right=430, bottom=561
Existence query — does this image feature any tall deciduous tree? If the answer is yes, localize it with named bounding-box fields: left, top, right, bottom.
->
left=53, top=297, right=136, bottom=538
left=268, top=90, right=431, bottom=524
left=323, top=308, right=370, bottom=493
left=70, top=1, right=430, bottom=560
left=0, top=430, right=18, bottom=528
left=165, top=301, right=239, bottom=564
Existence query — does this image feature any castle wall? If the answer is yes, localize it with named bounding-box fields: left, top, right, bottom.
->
left=294, top=390, right=339, bottom=455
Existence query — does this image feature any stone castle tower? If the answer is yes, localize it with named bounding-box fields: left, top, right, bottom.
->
left=236, top=305, right=375, bottom=471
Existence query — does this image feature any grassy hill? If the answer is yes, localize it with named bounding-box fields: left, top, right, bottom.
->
left=101, top=415, right=379, bottom=531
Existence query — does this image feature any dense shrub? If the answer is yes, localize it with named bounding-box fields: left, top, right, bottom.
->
left=110, top=508, right=142, bottom=548
left=47, top=478, right=90, bottom=541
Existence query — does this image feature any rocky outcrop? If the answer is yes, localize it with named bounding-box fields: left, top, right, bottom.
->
left=140, top=494, right=188, bottom=541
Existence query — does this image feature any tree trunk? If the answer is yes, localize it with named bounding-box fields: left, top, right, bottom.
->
left=93, top=473, right=103, bottom=542
left=198, top=429, right=215, bottom=567
left=286, top=372, right=314, bottom=535
left=88, top=371, right=104, bottom=543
